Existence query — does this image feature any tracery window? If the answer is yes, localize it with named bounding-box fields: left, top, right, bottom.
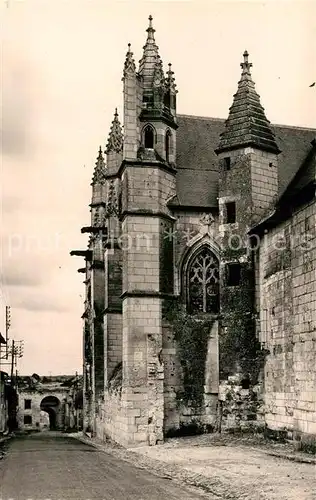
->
left=187, top=246, right=219, bottom=314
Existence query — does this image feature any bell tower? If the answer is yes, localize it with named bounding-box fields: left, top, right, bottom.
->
left=118, top=16, right=178, bottom=446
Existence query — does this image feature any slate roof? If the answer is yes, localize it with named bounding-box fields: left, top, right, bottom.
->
left=217, top=51, right=280, bottom=155
left=277, top=139, right=316, bottom=205
left=174, top=114, right=316, bottom=208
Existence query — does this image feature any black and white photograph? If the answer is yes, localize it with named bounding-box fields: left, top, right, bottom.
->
left=0, top=0, right=315, bottom=498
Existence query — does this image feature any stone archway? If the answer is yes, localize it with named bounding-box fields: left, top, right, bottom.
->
left=40, top=396, right=60, bottom=430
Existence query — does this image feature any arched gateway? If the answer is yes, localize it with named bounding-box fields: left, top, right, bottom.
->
left=40, top=396, right=61, bottom=430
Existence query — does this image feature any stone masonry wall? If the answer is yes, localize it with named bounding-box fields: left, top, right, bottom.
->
left=259, top=199, right=316, bottom=440
left=104, top=313, right=122, bottom=384
left=163, top=210, right=222, bottom=433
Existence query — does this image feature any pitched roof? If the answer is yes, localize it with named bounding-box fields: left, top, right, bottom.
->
left=217, top=51, right=280, bottom=155
left=277, top=139, right=316, bottom=204
left=175, top=114, right=316, bottom=208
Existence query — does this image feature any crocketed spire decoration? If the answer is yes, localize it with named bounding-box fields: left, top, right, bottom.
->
left=92, top=146, right=107, bottom=185
left=153, top=55, right=165, bottom=88
left=123, top=43, right=136, bottom=77
left=106, top=108, right=123, bottom=154
left=216, top=51, right=280, bottom=155
left=165, top=63, right=177, bottom=94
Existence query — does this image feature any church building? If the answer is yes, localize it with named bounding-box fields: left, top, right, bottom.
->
left=71, top=16, right=316, bottom=447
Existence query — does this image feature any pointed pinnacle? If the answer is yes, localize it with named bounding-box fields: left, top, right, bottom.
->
left=123, top=43, right=136, bottom=76
left=92, top=146, right=106, bottom=185
left=106, top=109, right=123, bottom=154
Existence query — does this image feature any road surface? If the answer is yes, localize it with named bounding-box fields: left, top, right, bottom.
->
left=0, top=432, right=209, bottom=500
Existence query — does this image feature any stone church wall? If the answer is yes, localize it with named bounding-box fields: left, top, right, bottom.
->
left=163, top=210, right=260, bottom=433
left=259, top=199, right=316, bottom=443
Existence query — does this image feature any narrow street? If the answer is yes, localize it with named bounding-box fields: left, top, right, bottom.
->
left=0, top=432, right=209, bottom=500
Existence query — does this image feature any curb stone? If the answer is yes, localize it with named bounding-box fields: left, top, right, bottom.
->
left=266, top=451, right=316, bottom=465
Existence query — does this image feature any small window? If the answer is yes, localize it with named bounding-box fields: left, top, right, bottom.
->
left=241, top=378, right=250, bottom=389
left=144, top=125, right=154, bottom=149
left=24, top=399, right=31, bottom=410
left=24, top=415, right=32, bottom=425
left=224, top=157, right=231, bottom=170
left=227, top=263, right=241, bottom=286
left=225, top=202, right=236, bottom=224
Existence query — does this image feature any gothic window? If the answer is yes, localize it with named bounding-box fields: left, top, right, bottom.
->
left=143, top=125, right=155, bottom=149
left=187, top=246, right=219, bottom=314
left=165, top=129, right=171, bottom=163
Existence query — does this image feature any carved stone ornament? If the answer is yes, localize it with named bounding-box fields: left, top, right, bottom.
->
left=200, top=213, right=214, bottom=227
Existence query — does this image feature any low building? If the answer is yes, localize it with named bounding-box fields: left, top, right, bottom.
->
left=16, top=375, right=79, bottom=432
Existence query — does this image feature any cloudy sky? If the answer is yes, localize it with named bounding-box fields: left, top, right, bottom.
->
left=1, top=0, right=315, bottom=375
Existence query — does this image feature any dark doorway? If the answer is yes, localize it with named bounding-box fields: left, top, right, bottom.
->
left=40, top=396, right=60, bottom=430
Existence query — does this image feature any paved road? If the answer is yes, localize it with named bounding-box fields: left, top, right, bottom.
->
left=0, top=432, right=208, bottom=500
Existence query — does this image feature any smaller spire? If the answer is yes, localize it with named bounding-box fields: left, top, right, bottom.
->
left=92, top=146, right=106, bottom=185
left=123, top=43, right=136, bottom=77
left=216, top=51, right=280, bottom=155
left=165, top=62, right=177, bottom=93
left=106, top=109, right=123, bottom=154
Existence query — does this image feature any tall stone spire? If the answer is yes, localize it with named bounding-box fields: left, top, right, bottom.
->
left=92, top=146, right=106, bottom=185
left=216, top=51, right=280, bottom=154
left=139, top=15, right=163, bottom=94
left=106, top=108, right=123, bottom=154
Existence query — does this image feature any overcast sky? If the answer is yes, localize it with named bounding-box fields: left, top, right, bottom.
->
left=1, top=0, right=315, bottom=375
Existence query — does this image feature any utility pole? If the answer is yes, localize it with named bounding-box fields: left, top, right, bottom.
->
left=10, top=340, right=15, bottom=382
left=5, top=306, right=11, bottom=359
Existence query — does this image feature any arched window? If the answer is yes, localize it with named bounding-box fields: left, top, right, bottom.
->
left=165, top=129, right=171, bottom=163
left=143, top=125, right=155, bottom=149
left=187, top=246, right=219, bottom=314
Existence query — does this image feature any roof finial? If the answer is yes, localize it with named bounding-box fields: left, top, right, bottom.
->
left=146, top=14, right=155, bottom=40
left=240, top=50, right=252, bottom=76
